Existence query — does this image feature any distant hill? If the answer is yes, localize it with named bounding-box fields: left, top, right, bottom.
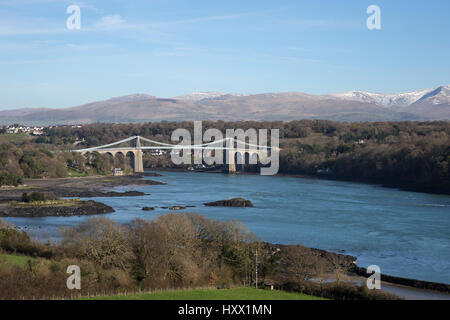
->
left=1, top=85, right=448, bottom=125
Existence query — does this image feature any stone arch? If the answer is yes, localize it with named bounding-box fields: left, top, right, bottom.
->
left=103, top=152, right=115, bottom=171
left=114, top=151, right=126, bottom=169
left=249, top=152, right=258, bottom=165
left=234, top=152, right=245, bottom=171
left=244, top=152, right=251, bottom=165
left=126, top=151, right=136, bottom=171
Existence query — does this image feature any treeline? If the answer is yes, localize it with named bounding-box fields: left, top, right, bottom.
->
left=1, top=120, right=449, bottom=194
left=0, top=138, right=132, bottom=186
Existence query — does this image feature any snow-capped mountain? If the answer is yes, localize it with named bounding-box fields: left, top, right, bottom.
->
left=1, top=85, right=448, bottom=125
left=328, top=86, right=449, bottom=108
left=174, top=92, right=248, bottom=102
left=415, top=85, right=450, bottom=105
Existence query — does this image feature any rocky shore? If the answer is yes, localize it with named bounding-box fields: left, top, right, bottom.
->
left=354, top=266, right=450, bottom=293
left=266, top=243, right=450, bottom=295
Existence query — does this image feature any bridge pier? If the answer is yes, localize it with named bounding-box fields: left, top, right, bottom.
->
left=222, top=149, right=236, bottom=174
left=133, top=150, right=144, bottom=173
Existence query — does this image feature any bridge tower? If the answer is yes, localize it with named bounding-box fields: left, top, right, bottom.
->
left=222, top=138, right=236, bottom=174
left=133, top=136, right=144, bottom=173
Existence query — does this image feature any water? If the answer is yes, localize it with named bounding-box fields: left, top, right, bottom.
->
left=4, top=171, right=450, bottom=284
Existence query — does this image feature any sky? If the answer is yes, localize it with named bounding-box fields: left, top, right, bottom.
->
left=0, top=0, right=449, bottom=110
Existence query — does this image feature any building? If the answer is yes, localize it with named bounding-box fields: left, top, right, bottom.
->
left=31, top=128, right=44, bottom=136
left=5, top=125, right=44, bottom=135
left=316, top=168, right=332, bottom=175
left=113, top=168, right=124, bottom=176
left=150, top=149, right=165, bottom=156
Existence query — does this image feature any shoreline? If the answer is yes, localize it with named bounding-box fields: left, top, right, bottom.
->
left=270, top=243, right=450, bottom=295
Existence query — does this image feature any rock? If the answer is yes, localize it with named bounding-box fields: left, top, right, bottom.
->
left=137, top=172, right=163, bottom=177
left=73, top=190, right=148, bottom=197
left=142, top=207, right=155, bottom=211
left=204, top=198, right=253, bottom=207
left=169, top=206, right=186, bottom=210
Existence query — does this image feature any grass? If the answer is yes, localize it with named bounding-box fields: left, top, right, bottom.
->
left=0, top=254, right=34, bottom=268
left=0, top=133, right=31, bottom=143
left=84, top=287, right=326, bottom=300
left=68, top=168, right=86, bottom=177
left=0, top=185, right=34, bottom=190
left=12, top=199, right=83, bottom=207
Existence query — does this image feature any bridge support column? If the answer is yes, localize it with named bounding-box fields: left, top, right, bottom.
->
left=134, top=150, right=144, bottom=173
left=222, top=150, right=236, bottom=174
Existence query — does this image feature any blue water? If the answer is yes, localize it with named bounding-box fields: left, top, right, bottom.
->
left=4, top=171, right=450, bottom=284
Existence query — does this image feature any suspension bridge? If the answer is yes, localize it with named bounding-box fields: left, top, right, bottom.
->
left=71, top=135, right=276, bottom=173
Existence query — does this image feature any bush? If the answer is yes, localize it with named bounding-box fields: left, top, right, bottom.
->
left=21, top=192, right=47, bottom=203
left=0, top=173, right=23, bottom=187
left=0, top=227, right=53, bottom=258
left=59, top=217, right=132, bottom=270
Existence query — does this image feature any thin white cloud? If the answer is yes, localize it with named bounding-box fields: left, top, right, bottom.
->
left=162, top=13, right=245, bottom=25
left=94, top=14, right=126, bottom=29
left=65, top=43, right=116, bottom=50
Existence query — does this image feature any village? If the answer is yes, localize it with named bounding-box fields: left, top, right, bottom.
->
left=0, top=124, right=45, bottom=136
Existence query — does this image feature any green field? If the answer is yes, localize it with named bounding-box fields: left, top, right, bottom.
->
left=0, top=133, right=31, bottom=143
left=0, top=254, right=34, bottom=268
left=85, top=287, right=325, bottom=300
left=68, top=168, right=86, bottom=177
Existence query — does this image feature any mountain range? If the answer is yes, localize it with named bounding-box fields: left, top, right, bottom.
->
left=0, top=85, right=449, bottom=125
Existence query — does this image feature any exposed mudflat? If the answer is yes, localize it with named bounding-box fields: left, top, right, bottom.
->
left=0, top=175, right=164, bottom=217
left=0, top=175, right=165, bottom=202
left=0, top=200, right=114, bottom=217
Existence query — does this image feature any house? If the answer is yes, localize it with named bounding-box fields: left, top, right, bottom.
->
left=317, top=168, right=332, bottom=175
left=31, top=128, right=44, bottom=136
left=113, top=168, right=124, bottom=176
left=150, top=149, right=165, bottom=156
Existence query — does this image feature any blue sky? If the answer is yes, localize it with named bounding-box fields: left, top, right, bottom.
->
left=0, top=0, right=449, bottom=110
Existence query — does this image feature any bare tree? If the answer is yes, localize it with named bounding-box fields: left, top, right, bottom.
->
left=283, top=246, right=320, bottom=283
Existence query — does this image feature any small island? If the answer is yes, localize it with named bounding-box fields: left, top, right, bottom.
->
left=0, top=192, right=114, bottom=218
left=204, top=198, right=253, bottom=207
